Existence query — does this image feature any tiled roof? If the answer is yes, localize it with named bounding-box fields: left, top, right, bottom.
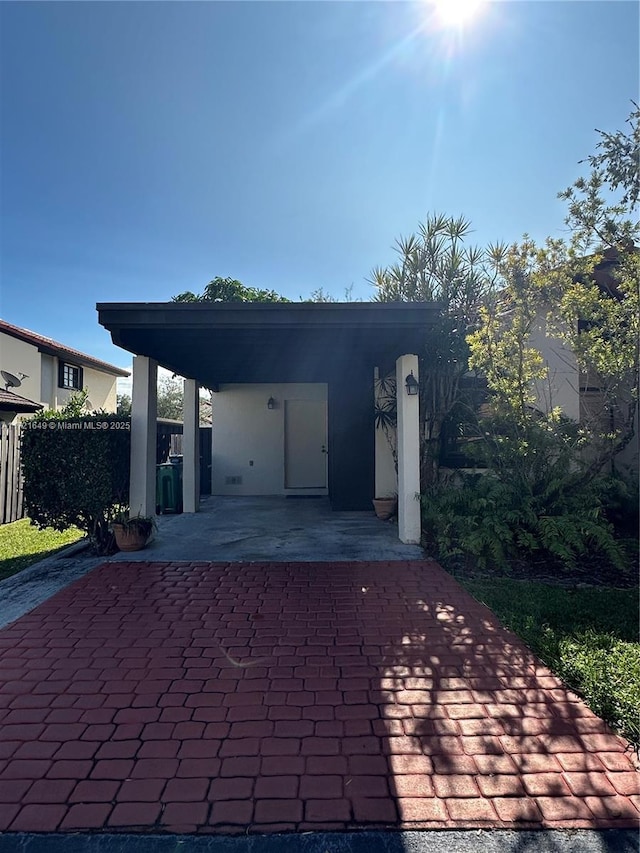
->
left=0, top=319, right=130, bottom=377
left=0, top=388, right=43, bottom=413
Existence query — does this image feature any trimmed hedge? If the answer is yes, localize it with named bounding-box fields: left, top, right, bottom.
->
left=21, top=415, right=130, bottom=554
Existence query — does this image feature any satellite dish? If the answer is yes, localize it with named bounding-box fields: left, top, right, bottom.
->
left=1, top=371, right=22, bottom=390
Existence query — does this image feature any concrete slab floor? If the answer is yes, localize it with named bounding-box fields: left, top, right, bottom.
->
left=108, top=496, right=424, bottom=564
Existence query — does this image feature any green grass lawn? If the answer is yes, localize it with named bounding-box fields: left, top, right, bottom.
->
left=0, top=518, right=84, bottom=582
left=460, top=577, right=640, bottom=748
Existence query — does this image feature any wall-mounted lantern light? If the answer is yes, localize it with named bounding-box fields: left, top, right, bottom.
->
left=405, top=371, right=419, bottom=396
left=267, top=396, right=276, bottom=410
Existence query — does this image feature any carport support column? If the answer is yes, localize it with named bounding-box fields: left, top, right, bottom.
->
left=396, top=354, right=421, bottom=544
left=130, top=356, right=157, bottom=518
left=183, top=379, right=200, bottom=513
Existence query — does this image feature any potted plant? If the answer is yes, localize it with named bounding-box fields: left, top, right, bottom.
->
left=372, top=495, right=398, bottom=520
left=111, top=510, right=155, bottom=552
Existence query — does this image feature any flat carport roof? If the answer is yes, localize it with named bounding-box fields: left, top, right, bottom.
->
left=96, top=302, right=441, bottom=386
left=97, top=301, right=440, bottom=511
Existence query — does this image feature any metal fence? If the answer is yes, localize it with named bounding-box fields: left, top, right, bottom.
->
left=0, top=424, right=25, bottom=525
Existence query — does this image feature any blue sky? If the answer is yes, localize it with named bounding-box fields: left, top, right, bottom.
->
left=1, top=1, right=638, bottom=374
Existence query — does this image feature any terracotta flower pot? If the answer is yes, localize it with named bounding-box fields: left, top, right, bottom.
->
left=372, top=498, right=397, bottom=520
left=112, top=522, right=151, bottom=552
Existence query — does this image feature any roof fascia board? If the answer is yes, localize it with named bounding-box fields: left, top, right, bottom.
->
left=97, top=302, right=442, bottom=331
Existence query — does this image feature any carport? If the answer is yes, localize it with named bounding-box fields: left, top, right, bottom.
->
left=97, top=302, right=439, bottom=543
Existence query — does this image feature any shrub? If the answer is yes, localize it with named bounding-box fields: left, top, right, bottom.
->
left=421, top=471, right=627, bottom=574
left=21, top=414, right=130, bottom=555
left=558, top=632, right=640, bottom=746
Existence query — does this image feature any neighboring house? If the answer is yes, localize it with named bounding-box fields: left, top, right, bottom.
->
left=0, top=388, right=43, bottom=421
left=0, top=319, right=130, bottom=423
left=531, top=248, right=638, bottom=475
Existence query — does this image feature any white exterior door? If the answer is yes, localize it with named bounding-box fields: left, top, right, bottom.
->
left=284, top=399, right=327, bottom=489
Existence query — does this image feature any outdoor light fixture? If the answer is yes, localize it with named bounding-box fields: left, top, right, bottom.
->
left=405, top=371, right=419, bottom=396
left=267, top=397, right=276, bottom=410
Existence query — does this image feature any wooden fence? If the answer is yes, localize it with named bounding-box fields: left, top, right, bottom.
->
left=0, top=423, right=25, bottom=525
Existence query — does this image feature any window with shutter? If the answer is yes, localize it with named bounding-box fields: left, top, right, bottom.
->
left=58, top=362, right=83, bottom=390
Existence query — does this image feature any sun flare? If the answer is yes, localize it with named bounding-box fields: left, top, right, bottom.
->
left=431, top=0, right=486, bottom=29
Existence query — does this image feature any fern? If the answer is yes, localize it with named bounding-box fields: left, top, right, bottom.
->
left=422, top=469, right=630, bottom=574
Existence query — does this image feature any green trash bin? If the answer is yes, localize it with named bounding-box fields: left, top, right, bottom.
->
left=156, top=462, right=183, bottom=514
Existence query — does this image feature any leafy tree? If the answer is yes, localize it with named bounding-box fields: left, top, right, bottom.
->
left=469, top=104, right=638, bottom=477
left=120, top=380, right=208, bottom=423
left=117, top=393, right=132, bottom=416
left=173, top=276, right=290, bottom=303
left=559, top=102, right=639, bottom=251
left=370, top=213, right=498, bottom=487
left=553, top=103, right=639, bottom=472
left=157, top=376, right=184, bottom=420
left=155, top=376, right=211, bottom=425
left=440, top=105, right=639, bottom=574
left=554, top=246, right=638, bottom=471
left=468, top=240, right=550, bottom=425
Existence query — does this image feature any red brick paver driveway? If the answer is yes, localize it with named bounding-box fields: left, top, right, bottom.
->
left=0, top=560, right=638, bottom=835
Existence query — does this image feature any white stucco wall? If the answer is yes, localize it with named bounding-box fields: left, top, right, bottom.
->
left=40, top=354, right=55, bottom=406
left=374, top=371, right=397, bottom=498
left=55, top=365, right=118, bottom=413
left=0, top=332, right=43, bottom=406
left=212, top=383, right=328, bottom=496
left=530, top=312, right=579, bottom=422
left=375, top=428, right=397, bottom=497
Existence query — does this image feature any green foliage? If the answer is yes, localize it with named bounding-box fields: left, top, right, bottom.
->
left=468, top=106, right=639, bottom=476
left=37, top=389, right=94, bottom=420
left=374, top=373, right=398, bottom=471
left=173, top=276, right=290, bottom=303
left=554, top=247, right=638, bottom=468
left=21, top=415, right=131, bottom=555
left=305, top=285, right=357, bottom=302
left=116, top=393, right=132, bottom=416
left=370, top=213, right=493, bottom=310
left=421, top=468, right=627, bottom=574
left=467, top=239, right=551, bottom=423
left=462, top=578, right=640, bottom=747
left=374, top=373, right=397, bottom=432
left=154, top=376, right=212, bottom=424
left=370, top=213, right=498, bottom=487
left=0, top=519, right=83, bottom=582
left=559, top=633, right=640, bottom=746
left=157, top=375, right=183, bottom=420
left=112, top=509, right=155, bottom=537
left=553, top=103, right=639, bottom=468
left=559, top=102, right=639, bottom=252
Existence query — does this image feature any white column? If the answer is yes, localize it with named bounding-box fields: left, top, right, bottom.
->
left=183, top=378, right=200, bottom=513
left=130, top=356, right=157, bottom=518
left=396, top=354, right=421, bottom=544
